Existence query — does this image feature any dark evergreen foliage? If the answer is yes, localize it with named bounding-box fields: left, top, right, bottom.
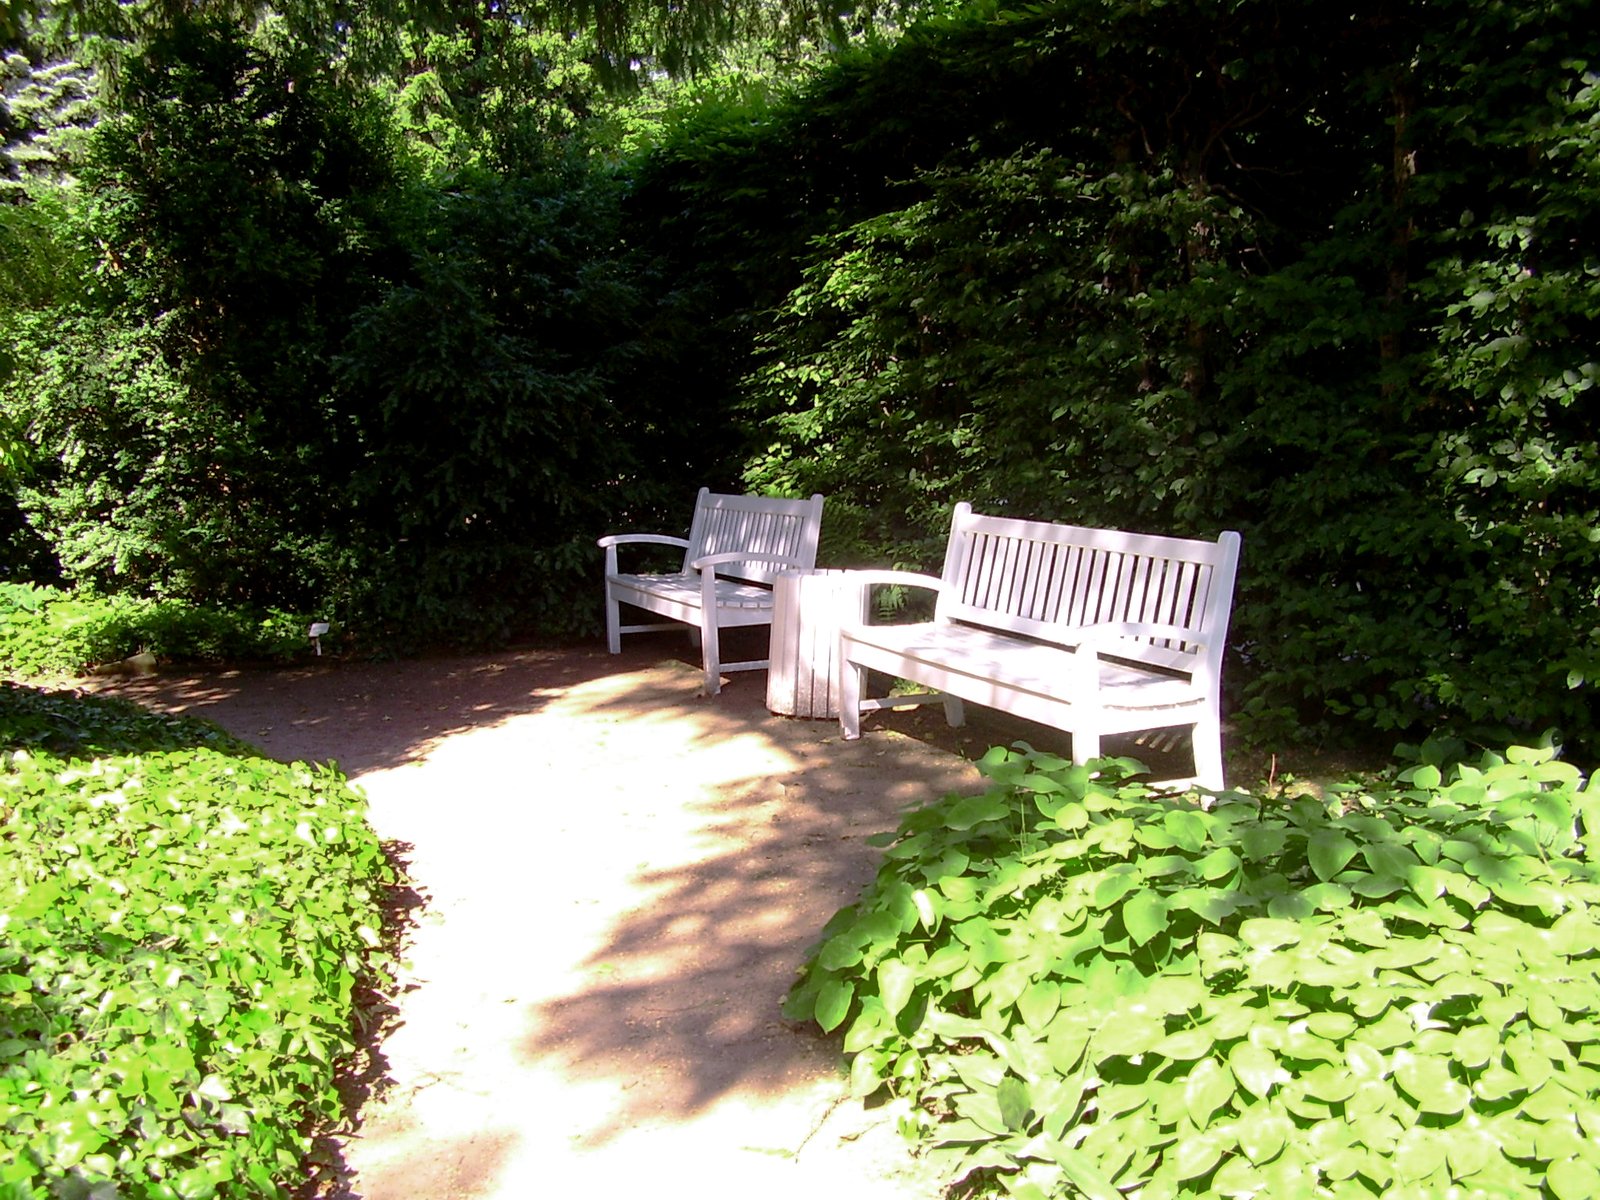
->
left=1, top=0, right=1594, bottom=758
left=635, top=0, right=1599, bottom=755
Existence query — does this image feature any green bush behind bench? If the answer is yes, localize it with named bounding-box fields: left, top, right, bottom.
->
left=0, top=584, right=310, bottom=678
left=1, top=684, right=396, bottom=1199
left=787, top=742, right=1600, bottom=1199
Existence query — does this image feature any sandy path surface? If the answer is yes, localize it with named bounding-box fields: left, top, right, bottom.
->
left=87, top=640, right=995, bottom=1199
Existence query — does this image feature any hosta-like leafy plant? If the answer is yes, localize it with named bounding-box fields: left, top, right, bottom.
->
left=1, top=685, right=395, bottom=1199
left=786, top=744, right=1600, bottom=1199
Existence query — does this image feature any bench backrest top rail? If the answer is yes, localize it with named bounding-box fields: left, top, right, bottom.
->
left=935, top=503, right=1242, bottom=675
left=683, top=488, right=825, bottom=585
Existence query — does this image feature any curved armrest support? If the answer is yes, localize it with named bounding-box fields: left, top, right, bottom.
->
left=836, top=570, right=949, bottom=629
left=600, top=533, right=691, bottom=576
left=840, top=570, right=946, bottom=594
left=598, top=533, right=691, bottom=550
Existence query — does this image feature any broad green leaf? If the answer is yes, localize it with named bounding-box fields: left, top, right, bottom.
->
left=1094, top=868, right=1140, bottom=907
left=1393, top=1053, right=1470, bottom=1115
left=1153, top=1026, right=1214, bottom=1061
left=1122, top=891, right=1169, bottom=946
left=1230, top=1042, right=1281, bottom=1099
left=1172, top=1131, right=1225, bottom=1180
left=953, top=1087, right=1009, bottom=1135
left=1548, top=1155, right=1600, bottom=1199
left=1165, top=809, right=1211, bottom=853
left=1016, top=979, right=1061, bottom=1032
left=1505, top=1035, right=1555, bottom=1093
left=1037, top=1135, right=1123, bottom=1200
left=814, top=978, right=854, bottom=1033
left=996, top=1075, right=1033, bottom=1132
left=877, top=958, right=916, bottom=1019
left=1304, top=1012, right=1358, bottom=1041
left=1301, top=1064, right=1357, bottom=1103
left=1392, top=1127, right=1446, bottom=1182
left=1443, top=1128, right=1494, bottom=1178
left=1194, top=846, right=1241, bottom=881
left=945, top=792, right=1009, bottom=830
left=1308, top=831, right=1359, bottom=881
left=1450, top=1024, right=1498, bottom=1069
left=1345, top=1042, right=1386, bottom=1081
left=1235, top=1107, right=1292, bottom=1164
left=1183, top=1058, right=1235, bottom=1128
left=817, top=934, right=866, bottom=970
left=1238, top=918, right=1302, bottom=950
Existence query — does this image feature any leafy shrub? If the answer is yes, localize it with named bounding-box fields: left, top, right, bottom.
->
left=0, top=584, right=310, bottom=677
left=787, top=742, right=1600, bottom=1198
left=0, top=684, right=396, bottom=1198
left=721, top=0, right=1599, bottom=757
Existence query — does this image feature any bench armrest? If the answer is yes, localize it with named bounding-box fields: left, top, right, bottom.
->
left=689, top=551, right=808, bottom=573
left=598, top=533, right=691, bottom=550
left=839, top=570, right=946, bottom=594
left=600, top=533, right=691, bottom=576
left=835, top=570, right=948, bottom=628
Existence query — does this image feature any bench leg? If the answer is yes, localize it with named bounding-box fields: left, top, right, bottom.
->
left=1192, top=710, right=1225, bottom=791
left=942, top=696, right=966, bottom=728
left=839, top=659, right=864, bottom=740
left=604, top=586, right=621, bottom=655
left=1073, top=729, right=1101, bottom=765
left=701, top=618, right=722, bottom=696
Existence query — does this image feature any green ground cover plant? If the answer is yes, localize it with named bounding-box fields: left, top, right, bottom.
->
left=787, top=741, right=1600, bottom=1198
left=0, top=683, right=396, bottom=1198
left=0, top=584, right=309, bottom=677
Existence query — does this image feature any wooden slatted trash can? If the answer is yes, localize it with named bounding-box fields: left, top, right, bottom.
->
left=767, top=569, right=863, bottom=719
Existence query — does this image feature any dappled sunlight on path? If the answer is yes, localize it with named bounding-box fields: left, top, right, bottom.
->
left=342, top=658, right=975, bottom=1197
left=91, top=644, right=978, bottom=1198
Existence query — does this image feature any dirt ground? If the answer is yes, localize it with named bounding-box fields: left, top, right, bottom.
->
left=80, top=630, right=1222, bottom=1200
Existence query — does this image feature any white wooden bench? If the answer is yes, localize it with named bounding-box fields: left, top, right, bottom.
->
left=600, top=488, right=825, bottom=695
left=838, top=504, right=1242, bottom=789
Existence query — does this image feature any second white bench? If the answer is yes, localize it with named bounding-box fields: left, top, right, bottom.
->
left=838, top=504, right=1242, bottom=789
left=600, top=488, right=825, bottom=695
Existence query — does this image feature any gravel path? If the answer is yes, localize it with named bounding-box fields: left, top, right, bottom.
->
left=87, top=643, right=987, bottom=1199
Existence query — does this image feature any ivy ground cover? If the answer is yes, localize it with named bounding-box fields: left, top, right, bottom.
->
left=787, top=743, right=1600, bottom=1198
left=0, top=684, right=396, bottom=1198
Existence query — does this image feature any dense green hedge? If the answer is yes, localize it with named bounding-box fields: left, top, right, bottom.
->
left=633, top=0, right=1599, bottom=758
left=787, top=742, right=1600, bottom=1198
left=3, top=0, right=1593, bottom=755
left=0, top=684, right=396, bottom=1198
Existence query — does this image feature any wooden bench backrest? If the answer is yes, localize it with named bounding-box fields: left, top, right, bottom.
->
left=684, top=488, right=825, bottom=585
left=935, top=503, right=1242, bottom=676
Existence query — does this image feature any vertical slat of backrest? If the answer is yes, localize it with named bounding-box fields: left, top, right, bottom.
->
left=1118, top=551, right=1152, bottom=625
left=999, top=536, right=1029, bottom=616
left=1021, top=540, right=1053, bottom=621
left=1040, top=542, right=1074, bottom=624
left=959, top=531, right=991, bottom=608
left=1163, top=560, right=1204, bottom=641
left=1074, top=547, right=1112, bottom=626
left=1012, top=539, right=1045, bottom=619
left=1057, top=545, right=1087, bottom=624
left=1108, top=550, right=1139, bottom=624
